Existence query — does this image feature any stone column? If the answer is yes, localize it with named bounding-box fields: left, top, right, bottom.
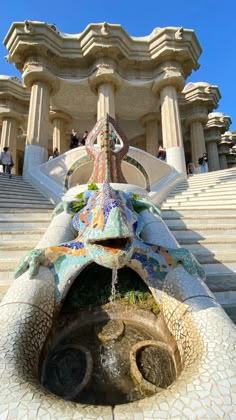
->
left=49, top=111, right=71, bottom=154
left=141, top=113, right=160, bottom=156
left=90, top=73, right=119, bottom=145
left=89, top=59, right=120, bottom=131
left=23, top=79, right=53, bottom=174
left=218, top=146, right=228, bottom=169
left=0, top=116, right=18, bottom=174
left=207, top=141, right=220, bottom=171
left=205, top=113, right=231, bottom=171
left=185, top=107, right=208, bottom=169
left=160, top=84, right=186, bottom=174
left=22, top=62, right=59, bottom=176
left=190, top=121, right=206, bottom=168
left=204, top=127, right=221, bottom=171
left=218, top=133, right=232, bottom=169
left=27, top=80, right=50, bottom=146
left=97, top=82, right=116, bottom=120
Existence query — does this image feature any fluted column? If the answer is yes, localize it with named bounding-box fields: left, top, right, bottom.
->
left=190, top=121, right=206, bottom=167
left=141, top=113, right=160, bottom=156
left=23, top=80, right=51, bottom=174
left=22, top=58, right=59, bottom=176
left=218, top=139, right=231, bottom=170
left=97, top=82, right=115, bottom=120
left=219, top=152, right=228, bottom=169
left=205, top=113, right=231, bottom=172
left=50, top=111, right=71, bottom=154
left=0, top=117, right=18, bottom=174
left=160, top=85, right=186, bottom=174
left=204, top=127, right=221, bottom=171
left=206, top=141, right=220, bottom=171
left=27, top=80, right=50, bottom=149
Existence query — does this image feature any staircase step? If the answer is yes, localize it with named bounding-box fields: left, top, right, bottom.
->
left=172, top=230, right=236, bottom=244
left=0, top=241, right=38, bottom=250
left=203, top=262, right=236, bottom=292
left=164, top=197, right=236, bottom=206
left=0, top=202, right=54, bottom=209
left=223, top=306, right=236, bottom=324
left=168, top=186, right=236, bottom=198
left=162, top=209, right=236, bottom=218
left=165, top=221, right=236, bottom=230
left=195, top=254, right=236, bottom=265
left=0, top=213, right=51, bottom=222
left=0, top=197, right=53, bottom=204
left=161, top=168, right=236, bottom=325
left=0, top=175, right=54, bottom=302
left=0, top=232, right=46, bottom=241
left=0, top=222, right=50, bottom=230
left=162, top=203, right=236, bottom=209
left=213, top=291, right=236, bottom=306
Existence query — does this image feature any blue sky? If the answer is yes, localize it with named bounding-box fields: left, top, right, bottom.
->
left=1, top=0, right=236, bottom=128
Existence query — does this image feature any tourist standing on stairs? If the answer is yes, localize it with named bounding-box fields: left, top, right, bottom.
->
left=0, top=146, right=13, bottom=178
left=70, top=129, right=79, bottom=149
left=198, top=152, right=208, bottom=173
left=157, top=145, right=166, bottom=161
left=80, top=130, right=88, bottom=146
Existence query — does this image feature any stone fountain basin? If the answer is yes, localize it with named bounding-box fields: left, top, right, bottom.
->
left=40, top=304, right=181, bottom=404
left=130, top=340, right=176, bottom=394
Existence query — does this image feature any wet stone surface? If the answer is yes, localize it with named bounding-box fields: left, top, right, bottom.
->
left=41, top=345, right=90, bottom=399
left=137, top=345, right=176, bottom=388
left=41, top=319, right=175, bottom=405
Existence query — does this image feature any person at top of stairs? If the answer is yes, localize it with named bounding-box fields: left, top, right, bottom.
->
left=0, top=146, right=13, bottom=178
left=198, top=152, right=208, bottom=173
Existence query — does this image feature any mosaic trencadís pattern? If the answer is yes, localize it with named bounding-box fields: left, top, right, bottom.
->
left=64, top=114, right=151, bottom=191
left=14, top=182, right=205, bottom=301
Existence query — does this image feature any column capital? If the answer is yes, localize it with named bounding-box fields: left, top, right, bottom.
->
left=206, top=112, right=231, bottom=132
left=140, top=112, right=161, bottom=126
left=185, top=110, right=208, bottom=126
left=49, top=110, right=72, bottom=124
left=23, top=61, right=59, bottom=95
left=204, top=127, right=222, bottom=144
left=218, top=141, right=231, bottom=156
left=89, top=61, right=121, bottom=94
left=152, top=64, right=185, bottom=95
left=0, top=109, right=23, bottom=124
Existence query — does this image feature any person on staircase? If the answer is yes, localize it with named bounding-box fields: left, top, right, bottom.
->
left=1, top=146, right=13, bottom=178
left=157, top=145, right=166, bottom=161
left=80, top=130, right=88, bottom=146
left=198, top=152, right=208, bottom=173
left=69, top=129, right=79, bottom=149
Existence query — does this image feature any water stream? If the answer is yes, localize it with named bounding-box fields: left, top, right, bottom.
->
left=109, top=267, right=118, bottom=303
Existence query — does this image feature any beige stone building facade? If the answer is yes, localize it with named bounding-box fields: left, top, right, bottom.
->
left=0, top=20, right=235, bottom=176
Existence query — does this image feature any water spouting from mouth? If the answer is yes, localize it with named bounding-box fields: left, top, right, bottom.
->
left=109, top=267, right=118, bottom=303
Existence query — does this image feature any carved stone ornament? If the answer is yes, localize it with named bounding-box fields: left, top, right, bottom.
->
left=24, top=20, right=34, bottom=33
left=10, top=76, right=22, bottom=85
left=204, top=85, right=211, bottom=94
left=101, top=22, right=109, bottom=36
left=175, top=27, right=183, bottom=40
left=23, top=55, right=39, bottom=72
left=150, top=27, right=161, bottom=37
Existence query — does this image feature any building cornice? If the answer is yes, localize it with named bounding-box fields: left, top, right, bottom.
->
left=4, top=21, right=201, bottom=80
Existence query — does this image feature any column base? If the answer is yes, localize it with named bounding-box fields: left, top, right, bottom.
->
left=167, top=146, right=187, bottom=176
left=23, top=144, right=48, bottom=177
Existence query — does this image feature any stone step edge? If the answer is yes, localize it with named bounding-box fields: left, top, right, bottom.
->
left=162, top=215, right=236, bottom=220
left=167, top=226, right=236, bottom=231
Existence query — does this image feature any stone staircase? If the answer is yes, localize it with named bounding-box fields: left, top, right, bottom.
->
left=161, top=167, right=236, bottom=324
left=1, top=169, right=236, bottom=324
left=0, top=174, right=54, bottom=300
